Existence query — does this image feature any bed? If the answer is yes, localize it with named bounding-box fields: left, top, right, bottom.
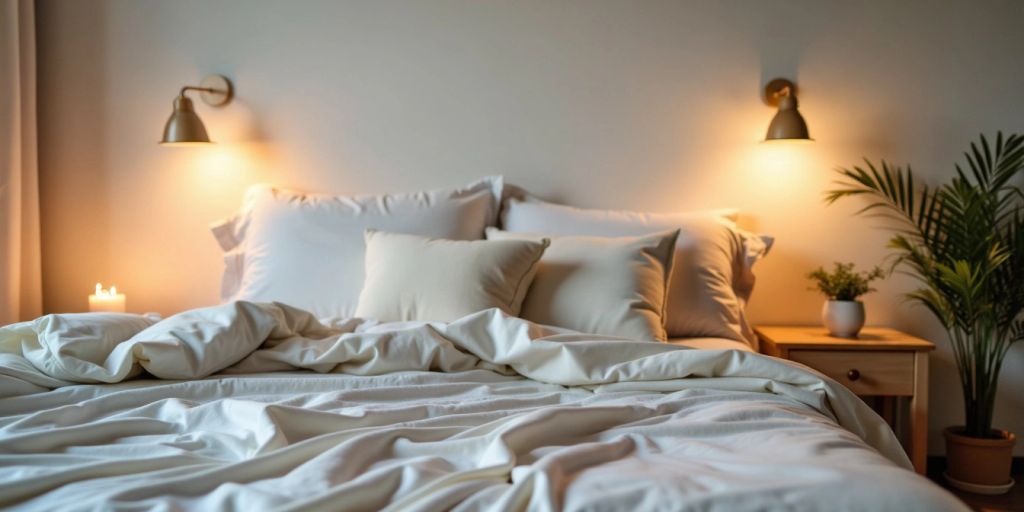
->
left=0, top=303, right=964, bottom=511
left=0, top=179, right=967, bottom=510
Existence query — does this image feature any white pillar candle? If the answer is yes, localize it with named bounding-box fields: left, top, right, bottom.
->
left=89, top=283, right=126, bottom=313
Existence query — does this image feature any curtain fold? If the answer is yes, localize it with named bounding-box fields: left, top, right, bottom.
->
left=0, top=0, right=43, bottom=324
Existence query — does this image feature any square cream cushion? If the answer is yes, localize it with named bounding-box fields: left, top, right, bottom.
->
left=486, top=227, right=679, bottom=341
left=356, top=230, right=550, bottom=322
left=501, top=198, right=772, bottom=345
left=210, top=177, right=503, bottom=319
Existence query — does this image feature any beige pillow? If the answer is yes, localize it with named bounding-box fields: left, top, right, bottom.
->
left=486, top=227, right=679, bottom=341
left=355, top=230, right=549, bottom=322
left=501, top=198, right=772, bottom=345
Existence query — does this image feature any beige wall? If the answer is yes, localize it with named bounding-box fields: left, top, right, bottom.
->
left=36, top=0, right=1024, bottom=455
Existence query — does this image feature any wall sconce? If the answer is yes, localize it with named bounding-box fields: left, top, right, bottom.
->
left=160, top=75, right=234, bottom=146
left=762, top=78, right=812, bottom=142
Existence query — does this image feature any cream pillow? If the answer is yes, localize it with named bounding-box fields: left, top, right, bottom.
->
left=355, top=230, right=549, bottom=323
left=486, top=227, right=679, bottom=341
left=501, top=198, right=771, bottom=345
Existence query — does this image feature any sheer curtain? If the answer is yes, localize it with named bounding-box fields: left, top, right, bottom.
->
left=0, top=0, right=42, bottom=324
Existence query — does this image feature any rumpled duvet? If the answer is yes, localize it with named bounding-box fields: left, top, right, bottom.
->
left=0, top=302, right=965, bottom=511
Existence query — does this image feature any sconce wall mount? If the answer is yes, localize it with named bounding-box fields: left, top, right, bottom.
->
left=762, top=78, right=812, bottom=142
left=160, top=74, right=234, bottom=146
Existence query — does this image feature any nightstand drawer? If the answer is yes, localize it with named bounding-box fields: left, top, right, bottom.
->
left=788, top=350, right=915, bottom=396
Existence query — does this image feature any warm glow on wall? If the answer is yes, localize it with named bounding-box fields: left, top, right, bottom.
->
left=172, top=141, right=277, bottom=208
left=191, top=144, right=252, bottom=177
left=751, top=140, right=811, bottom=180
left=723, top=114, right=826, bottom=207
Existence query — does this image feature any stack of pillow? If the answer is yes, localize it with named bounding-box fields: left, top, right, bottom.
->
left=212, top=176, right=771, bottom=346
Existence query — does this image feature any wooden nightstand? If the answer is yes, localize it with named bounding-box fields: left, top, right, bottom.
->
left=755, top=326, right=935, bottom=475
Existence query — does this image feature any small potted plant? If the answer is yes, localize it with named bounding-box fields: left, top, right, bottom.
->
left=808, top=262, right=885, bottom=338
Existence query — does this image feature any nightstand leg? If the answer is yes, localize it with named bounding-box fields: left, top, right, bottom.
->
left=879, top=397, right=895, bottom=426
left=909, top=351, right=929, bottom=474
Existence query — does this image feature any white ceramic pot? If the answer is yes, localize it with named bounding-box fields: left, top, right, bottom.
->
left=822, top=300, right=865, bottom=338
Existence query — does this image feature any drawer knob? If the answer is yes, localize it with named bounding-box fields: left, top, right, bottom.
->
left=847, top=369, right=861, bottom=381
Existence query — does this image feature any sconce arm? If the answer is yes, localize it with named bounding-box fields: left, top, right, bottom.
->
left=174, top=75, right=233, bottom=107
left=178, top=85, right=221, bottom=98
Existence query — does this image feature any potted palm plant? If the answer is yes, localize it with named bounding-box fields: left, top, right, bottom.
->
left=826, top=133, right=1023, bottom=494
left=808, top=262, right=885, bottom=338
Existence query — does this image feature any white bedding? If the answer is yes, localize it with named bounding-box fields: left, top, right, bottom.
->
left=667, top=337, right=754, bottom=352
left=0, top=302, right=964, bottom=511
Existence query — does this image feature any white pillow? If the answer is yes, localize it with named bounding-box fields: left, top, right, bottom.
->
left=501, top=198, right=772, bottom=345
left=211, top=177, right=503, bottom=319
left=487, top=228, right=679, bottom=341
left=355, top=230, right=549, bottom=322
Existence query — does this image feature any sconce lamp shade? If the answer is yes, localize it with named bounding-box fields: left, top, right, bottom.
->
left=159, top=75, right=233, bottom=146
left=762, top=78, right=812, bottom=142
left=160, top=95, right=211, bottom=145
left=765, top=95, right=811, bottom=141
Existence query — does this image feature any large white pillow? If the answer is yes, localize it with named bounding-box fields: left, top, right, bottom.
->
left=501, top=198, right=771, bottom=345
left=487, top=228, right=678, bottom=341
left=211, top=177, right=503, bottom=319
left=356, top=230, right=549, bottom=322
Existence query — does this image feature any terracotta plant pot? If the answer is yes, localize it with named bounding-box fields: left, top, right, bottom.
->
left=944, top=427, right=1016, bottom=493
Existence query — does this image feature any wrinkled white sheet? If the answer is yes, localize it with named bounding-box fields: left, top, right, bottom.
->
left=0, top=302, right=965, bottom=511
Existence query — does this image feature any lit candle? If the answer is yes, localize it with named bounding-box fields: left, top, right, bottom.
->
left=89, top=283, right=126, bottom=313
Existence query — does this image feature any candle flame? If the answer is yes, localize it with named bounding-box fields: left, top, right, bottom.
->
left=93, top=283, right=120, bottom=297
